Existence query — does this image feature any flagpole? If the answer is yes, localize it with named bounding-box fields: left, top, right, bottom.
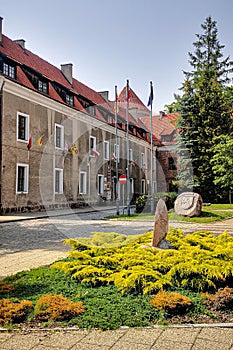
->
left=149, top=81, right=155, bottom=214
left=115, top=85, right=120, bottom=216
left=126, top=79, right=130, bottom=216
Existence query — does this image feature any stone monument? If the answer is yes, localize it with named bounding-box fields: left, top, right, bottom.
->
left=152, top=198, right=169, bottom=248
left=174, top=192, right=203, bottom=217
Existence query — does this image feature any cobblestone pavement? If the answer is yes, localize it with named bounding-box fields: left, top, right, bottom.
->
left=0, top=207, right=154, bottom=279
left=0, top=207, right=233, bottom=349
left=1, top=207, right=233, bottom=279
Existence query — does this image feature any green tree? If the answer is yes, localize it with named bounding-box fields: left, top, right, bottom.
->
left=173, top=79, right=196, bottom=192
left=174, top=16, right=233, bottom=202
left=211, top=135, right=233, bottom=204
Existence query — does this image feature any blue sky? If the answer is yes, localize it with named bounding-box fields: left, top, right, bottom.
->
left=1, top=0, right=233, bottom=112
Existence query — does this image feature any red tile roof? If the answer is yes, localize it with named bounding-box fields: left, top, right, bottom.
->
left=48, top=83, right=66, bottom=104
left=0, top=34, right=161, bottom=146
left=16, top=66, right=36, bottom=91
left=140, top=113, right=179, bottom=144
left=119, top=86, right=149, bottom=112
left=1, top=35, right=107, bottom=107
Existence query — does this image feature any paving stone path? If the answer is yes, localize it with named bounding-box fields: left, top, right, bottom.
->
left=1, top=209, right=233, bottom=279
left=0, top=325, right=232, bottom=350
left=170, top=217, right=233, bottom=235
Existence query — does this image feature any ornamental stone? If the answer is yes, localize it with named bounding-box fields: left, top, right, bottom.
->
left=152, top=198, right=168, bottom=247
left=174, top=192, right=203, bottom=217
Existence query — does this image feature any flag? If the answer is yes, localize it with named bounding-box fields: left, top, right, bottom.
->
left=27, top=135, right=32, bottom=150
left=126, top=80, right=131, bottom=102
left=130, top=159, right=136, bottom=166
left=37, top=135, right=43, bottom=146
left=147, top=82, right=154, bottom=107
left=115, top=87, right=119, bottom=113
left=70, top=143, right=79, bottom=155
left=91, top=149, right=100, bottom=157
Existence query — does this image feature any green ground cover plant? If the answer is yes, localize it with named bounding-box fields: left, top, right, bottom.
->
left=0, top=229, right=233, bottom=329
left=107, top=204, right=233, bottom=223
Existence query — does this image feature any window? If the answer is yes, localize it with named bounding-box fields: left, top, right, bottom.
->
left=16, top=164, right=29, bottom=193
left=87, top=105, right=95, bottom=116
left=38, top=80, right=48, bottom=94
left=153, top=156, right=157, bottom=170
left=3, top=62, right=15, bottom=79
left=54, top=168, right=63, bottom=194
left=66, top=94, right=74, bottom=106
left=114, top=144, right=120, bottom=162
left=153, top=181, right=157, bottom=194
left=79, top=171, right=87, bottom=194
left=141, top=153, right=145, bottom=168
left=90, top=136, right=96, bottom=156
left=55, top=124, right=64, bottom=149
left=98, top=174, right=104, bottom=195
left=17, top=112, right=29, bottom=142
left=130, top=178, right=134, bottom=194
left=129, top=148, right=133, bottom=162
left=103, top=141, right=109, bottom=160
left=168, top=157, right=177, bottom=170
left=141, top=179, right=146, bottom=194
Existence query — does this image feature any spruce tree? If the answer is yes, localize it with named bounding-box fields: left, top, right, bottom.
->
left=175, top=16, right=233, bottom=202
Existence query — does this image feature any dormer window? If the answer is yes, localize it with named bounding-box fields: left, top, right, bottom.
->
left=22, top=67, right=49, bottom=95
left=38, top=80, right=48, bottom=94
left=87, top=105, right=95, bottom=116
left=66, top=94, right=74, bottom=106
left=3, top=62, right=15, bottom=79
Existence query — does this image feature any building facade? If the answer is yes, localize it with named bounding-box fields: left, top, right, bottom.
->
left=0, top=18, right=177, bottom=213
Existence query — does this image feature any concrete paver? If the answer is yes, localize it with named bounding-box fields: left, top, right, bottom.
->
left=0, top=207, right=233, bottom=349
left=0, top=326, right=232, bottom=350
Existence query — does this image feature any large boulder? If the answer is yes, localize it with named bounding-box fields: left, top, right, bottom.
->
left=174, top=192, right=203, bottom=217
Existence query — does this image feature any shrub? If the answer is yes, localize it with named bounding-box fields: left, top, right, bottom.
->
left=52, top=230, right=233, bottom=295
left=135, top=192, right=178, bottom=213
left=202, top=287, right=233, bottom=311
left=0, top=298, right=33, bottom=324
left=150, top=290, right=192, bottom=315
left=34, top=294, right=85, bottom=321
left=135, top=195, right=147, bottom=213
left=0, top=281, right=15, bottom=293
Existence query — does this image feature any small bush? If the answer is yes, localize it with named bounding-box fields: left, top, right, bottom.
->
left=34, top=294, right=85, bottom=321
left=150, top=290, right=192, bottom=315
left=202, top=287, right=233, bottom=311
left=0, top=298, right=33, bottom=325
left=135, top=192, right=178, bottom=213
left=0, top=281, right=15, bottom=293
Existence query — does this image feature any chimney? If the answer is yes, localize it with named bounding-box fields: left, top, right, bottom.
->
left=159, top=111, right=165, bottom=120
left=14, top=39, right=26, bottom=49
left=0, top=17, right=3, bottom=46
left=61, top=63, right=73, bottom=85
left=98, top=91, right=109, bottom=102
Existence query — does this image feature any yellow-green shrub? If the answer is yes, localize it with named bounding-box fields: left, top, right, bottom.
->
left=0, top=299, right=33, bottom=324
left=52, top=230, right=233, bottom=295
left=34, top=294, right=85, bottom=321
left=150, top=290, right=192, bottom=314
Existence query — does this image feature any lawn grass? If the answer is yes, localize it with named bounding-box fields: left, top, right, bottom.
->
left=107, top=204, right=233, bottom=223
